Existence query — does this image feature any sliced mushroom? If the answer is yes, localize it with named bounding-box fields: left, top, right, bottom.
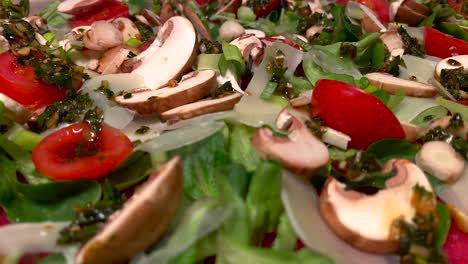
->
left=251, top=109, right=329, bottom=175
left=161, top=93, right=242, bottom=120
left=380, top=24, right=404, bottom=57
left=0, top=35, right=10, bottom=54
left=416, top=141, right=465, bottom=183
left=230, top=34, right=265, bottom=66
left=434, top=55, right=468, bottom=80
left=160, top=0, right=176, bottom=23
left=320, top=159, right=434, bottom=254
left=83, top=21, right=123, bottom=51
left=116, top=70, right=217, bottom=115
left=245, top=29, right=266, bottom=38
left=400, top=121, right=424, bottom=142
left=219, top=20, right=245, bottom=42
left=111, top=17, right=141, bottom=42
left=0, top=93, right=31, bottom=124
left=359, top=5, right=386, bottom=33
left=183, top=7, right=212, bottom=41
left=75, top=157, right=183, bottom=264
left=97, top=46, right=131, bottom=75
left=141, top=8, right=162, bottom=26
left=132, top=16, right=197, bottom=90
left=393, top=0, right=431, bottom=26
left=366, top=72, right=439, bottom=97
left=211, top=0, right=242, bottom=20
left=306, top=26, right=324, bottom=39
left=424, top=115, right=468, bottom=139
left=24, top=16, right=48, bottom=33
left=57, top=0, right=104, bottom=15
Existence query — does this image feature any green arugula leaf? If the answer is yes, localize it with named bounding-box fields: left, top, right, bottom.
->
left=434, top=202, right=451, bottom=249
left=0, top=156, right=101, bottom=222
left=410, top=106, right=448, bottom=127
left=0, top=134, right=50, bottom=184
left=367, top=138, right=418, bottom=165
left=227, top=123, right=262, bottom=172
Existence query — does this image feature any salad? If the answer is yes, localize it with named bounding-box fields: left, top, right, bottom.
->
left=0, top=0, right=467, bottom=263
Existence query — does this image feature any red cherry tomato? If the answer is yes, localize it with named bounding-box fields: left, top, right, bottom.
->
left=424, top=27, right=468, bottom=59
left=338, top=0, right=390, bottom=23
left=253, top=0, right=281, bottom=18
left=310, top=79, right=405, bottom=149
left=69, top=0, right=129, bottom=27
left=443, top=224, right=468, bottom=264
left=32, top=122, right=133, bottom=180
left=0, top=52, right=66, bottom=109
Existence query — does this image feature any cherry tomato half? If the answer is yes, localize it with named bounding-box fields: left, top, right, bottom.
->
left=338, top=0, right=390, bottom=23
left=69, top=0, right=129, bottom=27
left=424, top=27, right=468, bottom=59
left=443, top=224, right=468, bottom=264
left=310, top=79, right=405, bottom=149
left=32, top=123, right=133, bottom=180
left=0, top=52, right=65, bottom=109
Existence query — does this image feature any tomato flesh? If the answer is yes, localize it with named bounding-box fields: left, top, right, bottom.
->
left=424, top=27, right=468, bottom=59
left=32, top=123, right=133, bottom=180
left=0, top=52, right=65, bottom=109
left=69, top=0, right=129, bottom=27
left=338, top=0, right=390, bottom=23
left=443, top=224, right=468, bottom=264
left=310, top=79, right=405, bottom=149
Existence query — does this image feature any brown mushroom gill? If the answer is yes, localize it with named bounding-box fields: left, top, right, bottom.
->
left=319, top=159, right=434, bottom=254
left=75, top=157, right=183, bottom=264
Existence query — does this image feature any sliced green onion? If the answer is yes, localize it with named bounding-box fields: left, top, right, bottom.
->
left=437, top=97, right=468, bottom=120
left=126, top=38, right=141, bottom=48
left=219, top=42, right=246, bottom=77
left=237, top=6, right=256, bottom=22
left=197, top=54, right=222, bottom=72
left=43, top=32, right=59, bottom=46
left=6, top=124, right=43, bottom=151
left=269, top=95, right=290, bottom=107
left=260, top=81, right=278, bottom=100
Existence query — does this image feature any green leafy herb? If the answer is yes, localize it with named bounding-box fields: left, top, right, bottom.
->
left=218, top=41, right=246, bottom=78
left=367, top=138, right=418, bottom=165
left=39, top=0, right=72, bottom=28
left=410, top=106, right=448, bottom=127
left=0, top=155, right=101, bottom=222
left=212, top=81, right=235, bottom=98
left=387, top=89, right=406, bottom=112
left=0, top=0, right=29, bottom=19
left=439, top=67, right=468, bottom=100
left=398, top=26, right=426, bottom=57
left=94, top=80, right=114, bottom=99
left=135, top=21, right=155, bottom=41
left=227, top=123, right=262, bottom=172
left=36, top=93, right=94, bottom=131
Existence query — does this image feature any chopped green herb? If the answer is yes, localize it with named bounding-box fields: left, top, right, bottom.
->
left=94, top=80, right=115, bottom=99
left=135, top=126, right=150, bottom=135
left=398, top=26, right=426, bottom=58
left=439, top=67, right=468, bottom=99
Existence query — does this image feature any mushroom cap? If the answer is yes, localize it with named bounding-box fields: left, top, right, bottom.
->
left=116, top=70, right=217, bottom=115
left=394, top=0, right=431, bottom=26
left=97, top=46, right=130, bottom=75
left=76, top=157, right=183, bottom=264
left=424, top=115, right=468, bottom=139
left=83, top=21, right=123, bottom=51
left=251, top=109, right=329, bottom=175
left=366, top=72, right=439, bottom=97
left=434, top=55, right=468, bottom=79
left=230, top=34, right=265, bottom=66
left=0, top=93, right=31, bottom=124
left=132, top=16, right=197, bottom=90
left=320, top=159, right=434, bottom=254
left=161, top=92, right=242, bottom=120
left=416, top=141, right=465, bottom=183
left=111, top=17, right=141, bottom=42
left=57, top=0, right=104, bottom=15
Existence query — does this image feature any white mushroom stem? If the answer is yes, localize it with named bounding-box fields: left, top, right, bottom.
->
left=76, top=157, right=183, bottom=264
left=366, top=72, right=439, bottom=97
left=83, top=21, right=123, bottom=51
left=320, top=159, right=434, bottom=254
left=97, top=46, right=131, bottom=75
left=251, top=109, right=329, bottom=175
left=230, top=34, right=265, bottom=66
left=424, top=115, right=468, bottom=139
left=0, top=93, right=31, bottom=124
left=434, top=55, right=468, bottom=80
left=416, top=141, right=465, bottom=183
